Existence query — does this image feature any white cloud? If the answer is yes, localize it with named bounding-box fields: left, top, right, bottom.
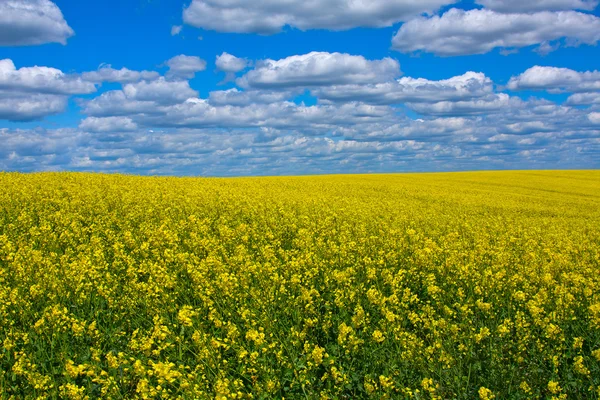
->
left=171, top=25, right=183, bottom=36
left=499, top=121, right=554, bottom=135
left=216, top=52, right=250, bottom=73
left=165, top=55, right=207, bottom=79
left=5, top=54, right=587, bottom=174
left=0, top=128, right=84, bottom=168
left=567, top=92, right=600, bottom=105
left=476, top=0, right=598, bottom=12
left=407, top=94, right=513, bottom=115
left=83, top=78, right=199, bottom=117
left=132, top=99, right=394, bottom=130
left=82, top=65, right=160, bottom=84
left=122, top=78, right=198, bottom=104
left=589, top=112, right=600, bottom=124
left=0, top=93, right=66, bottom=121
left=77, top=58, right=595, bottom=145
left=79, top=117, right=139, bottom=132
left=2, top=110, right=598, bottom=175
left=237, top=52, right=400, bottom=89
left=85, top=78, right=198, bottom=112
left=84, top=86, right=395, bottom=129
left=0, top=59, right=96, bottom=95
left=3, top=88, right=600, bottom=174
left=209, top=88, right=294, bottom=106
left=346, top=117, right=479, bottom=141
left=392, top=8, right=600, bottom=56
left=508, top=66, right=600, bottom=92
left=0, top=58, right=95, bottom=121
left=515, top=98, right=571, bottom=116
left=0, top=0, right=74, bottom=46
left=183, top=0, right=456, bottom=33
left=314, top=72, right=494, bottom=104
left=82, top=91, right=157, bottom=117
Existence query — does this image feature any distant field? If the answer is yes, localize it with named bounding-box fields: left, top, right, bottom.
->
left=1, top=171, right=599, bottom=399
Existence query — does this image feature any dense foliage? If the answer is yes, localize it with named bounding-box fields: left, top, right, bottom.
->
left=1, top=171, right=599, bottom=399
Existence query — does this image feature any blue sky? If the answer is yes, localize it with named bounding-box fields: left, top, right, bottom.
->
left=1, top=0, right=599, bottom=175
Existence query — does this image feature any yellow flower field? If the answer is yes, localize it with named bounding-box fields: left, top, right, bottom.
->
left=1, top=171, right=599, bottom=399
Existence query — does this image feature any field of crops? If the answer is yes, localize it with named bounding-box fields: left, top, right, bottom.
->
left=1, top=171, right=599, bottom=399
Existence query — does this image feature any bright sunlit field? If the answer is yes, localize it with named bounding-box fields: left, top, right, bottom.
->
left=1, top=171, right=599, bottom=399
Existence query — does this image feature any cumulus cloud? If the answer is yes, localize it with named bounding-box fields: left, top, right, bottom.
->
left=507, top=66, right=600, bottom=92
left=76, top=55, right=595, bottom=146
left=182, top=0, right=456, bottom=34
left=83, top=82, right=395, bottom=129
left=123, top=78, right=198, bottom=104
left=153, top=100, right=393, bottom=129
left=498, top=121, right=554, bottom=135
left=314, top=72, right=494, bottom=105
left=237, top=52, right=400, bottom=89
left=589, top=112, right=600, bottom=124
left=476, top=0, right=599, bottom=12
left=165, top=55, right=207, bottom=79
left=0, top=59, right=96, bottom=95
left=79, top=117, right=139, bottom=132
left=0, top=0, right=74, bottom=46
left=209, top=88, right=294, bottom=106
left=3, top=53, right=590, bottom=174
left=0, top=59, right=95, bottom=121
left=392, top=8, right=600, bottom=56
left=216, top=53, right=251, bottom=82
left=0, top=128, right=83, bottom=170
left=82, top=65, right=160, bottom=84
left=0, top=93, right=66, bottom=121
left=82, top=91, right=157, bottom=117
left=407, top=94, right=513, bottom=116
left=216, top=53, right=250, bottom=73
left=567, top=92, right=600, bottom=105
left=84, top=78, right=198, bottom=117
left=342, top=117, right=481, bottom=142
left=2, top=107, right=598, bottom=175
left=3, top=67, right=600, bottom=175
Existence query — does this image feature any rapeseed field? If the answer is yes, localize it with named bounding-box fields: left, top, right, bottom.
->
left=0, top=171, right=599, bottom=399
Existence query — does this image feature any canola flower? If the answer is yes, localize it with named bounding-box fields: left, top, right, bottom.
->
left=0, top=170, right=599, bottom=399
